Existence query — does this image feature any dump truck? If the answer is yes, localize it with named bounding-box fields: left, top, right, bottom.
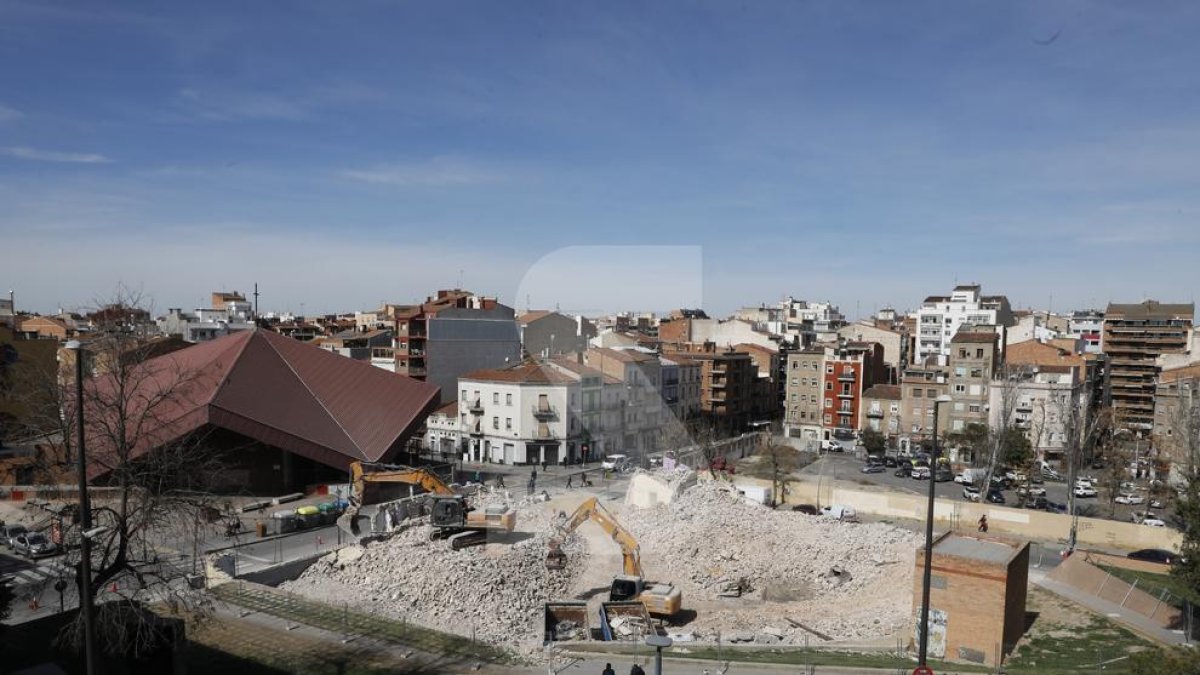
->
left=337, top=461, right=516, bottom=549
left=546, top=496, right=683, bottom=617
left=599, top=601, right=657, bottom=642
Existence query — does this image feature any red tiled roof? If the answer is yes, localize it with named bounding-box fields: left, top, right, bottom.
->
left=84, top=329, right=439, bottom=479
left=951, top=332, right=998, bottom=344
left=863, top=384, right=902, bottom=400
left=460, top=361, right=577, bottom=385
left=517, top=310, right=556, bottom=325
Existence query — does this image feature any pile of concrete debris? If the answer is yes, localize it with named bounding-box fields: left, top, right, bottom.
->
left=621, top=480, right=918, bottom=642
left=282, top=494, right=583, bottom=649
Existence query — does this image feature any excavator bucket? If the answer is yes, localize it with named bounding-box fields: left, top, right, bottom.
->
left=545, top=539, right=567, bottom=570
left=336, top=506, right=365, bottom=539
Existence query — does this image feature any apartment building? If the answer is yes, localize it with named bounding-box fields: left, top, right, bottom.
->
left=783, top=348, right=828, bottom=441
left=457, top=363, right=583, bottom=465
left=545, top=356, right=618, bottom=461
left=862, top=384, right=902, bottom=442
left=899, top=364, right=950, bottom=450
left=820, top=342, right=887, bottom=438
left=736, top=342, right=782, bottom=423
left=518, top=310, right=597, bottom=358
left=158, top=291, right=255, bottom=343
left=582, top=347, right=664, bottom=458
left=837, top=321, right=908, bottom=380
left=659, top=355, right=702, bottom=426
left=1068, top=309, right=1105, bottom=354
left=424, top=400, right=462, bottom=458
left=1103, top=300, right=1195, bottom=431
left=315, top=329, right=393, bottom=362
left=1007, top=312, right=1068, bottom=345
left=946, top=332, right=1000, bottom=435
left=915, top=284, right=1014, bottom=363
left=662, top=343, right=755, bottom=436
left=780, top=297, right=846, bottom=346
left=392, top=289, right=522, bottom=398
left=1153, top=363, right=1200, bottom=482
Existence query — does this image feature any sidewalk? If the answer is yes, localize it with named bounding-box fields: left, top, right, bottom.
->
left=1030, top=568, right=1188, bottom=645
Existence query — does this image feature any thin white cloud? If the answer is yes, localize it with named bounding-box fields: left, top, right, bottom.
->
left=1, top=146, right=112, bottom=164
left=0, top=103, right=21, bottom=122
left=341, top=159, right=506, bottom=187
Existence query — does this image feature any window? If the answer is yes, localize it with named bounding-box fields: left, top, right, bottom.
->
left=493, top=392, right=499, bottom=404
left=953, top=384, right=966, bottom=393
left=461, top=389, right=467, bottom=401
left=970, top=368, right=982, bottom=378
left=791, top=360, right=798, bottom=370
left=506, top=393, right=512, bottom=405
left=969, top=404, right=981, bottom=413
left=955, top=367, right=966, bottom=377
left=976, top=348, right=984, bottom=358
left=826, top=364, right=834, bottom=374
left=912, top=388, right=923, bottom=398
left=952, top=420, right=965, bottom=431
left=969, top=384, right=982, bottom=396
left=841, top=384, right=851, bottom=395
left=825, top=398, right=833, bottom=408
left=492, top=416, right=499, bottom=429
left=791, top=393, right=797, bottom=402
left=505, top=417, right=512, bottom=430
left=890, top=403, right=899, bottom=414
left=958, top=348, right=967, bottom=358
left=824, top=414, right=832, bottom=424
left=926, top=389, right=936, bottom=397
left=826, top=381, right=833, bottom=390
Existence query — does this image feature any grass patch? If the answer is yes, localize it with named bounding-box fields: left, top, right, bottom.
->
left=1098, top=565, right=1195, bottom=610
left=1006, top=614, right=1153, bottom=674
left=211, top=582, right=512, bottom=665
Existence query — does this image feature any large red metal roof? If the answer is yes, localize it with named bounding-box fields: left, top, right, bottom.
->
left=85, top=329, right=439, bottom=478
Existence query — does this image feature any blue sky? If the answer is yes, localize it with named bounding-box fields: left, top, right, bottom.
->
left=2, top=1, right=1199, bottom=317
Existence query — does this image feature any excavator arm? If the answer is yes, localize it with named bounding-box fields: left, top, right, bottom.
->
left=552, top=497, right=642, bottom=577
left=340, top=461, right=457, bottom=536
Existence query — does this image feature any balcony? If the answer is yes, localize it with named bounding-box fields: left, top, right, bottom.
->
left=532, top=403, right=558, bottom=420
left=838, top=371, right=856, bottom=382
left=866, top=408, right=884, bottom=419
left=468, top=422, right=484, bottom=436
left=467, top=398, right=484, bottom=414
left=533, top=424, right=557, bottom=441
left=837, top=391, right=854, bottom=399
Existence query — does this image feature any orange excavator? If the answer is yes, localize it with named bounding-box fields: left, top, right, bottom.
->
left=546, top=497, right=682, bottom=617
left=337, top=461, right=516, bottom=549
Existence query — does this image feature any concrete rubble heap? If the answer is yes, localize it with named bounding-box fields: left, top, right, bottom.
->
left=282, top=492, right=584, bottom=649
left=620, top=480, right=918, bottom=643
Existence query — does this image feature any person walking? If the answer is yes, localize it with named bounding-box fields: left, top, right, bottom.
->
left=978, top=514, right=989, bottom=533
left=541, top=459, right=548, bottom=473
left=602, top=664, right=615, bottom=675
left=566, top=474, right=574, bottom=488
left=629, top=663, right=646, bottom=675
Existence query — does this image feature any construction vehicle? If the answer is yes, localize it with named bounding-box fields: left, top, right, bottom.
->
left=545, top=497, right=682, bottom=617
left=337, top=461, right=516, bottom=549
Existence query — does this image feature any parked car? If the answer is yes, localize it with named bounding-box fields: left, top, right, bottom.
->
left=3, top=523, right=28, bottom=549
left=820, top=504, right=857, bottom=520
left=1141, top=515, right=1167, bottom=527
left=860, top=464, right=886, bottom=474
left=911, top=466, right=931, bottom=480
left=12, top=532, right=57, bottom=558
left=1115, top=493, right=1146, bottom=505
left=962, top=486, right=982, bottom=502
left=1041, top=469, right=1063, bottom=481
left=986, top=490, right=1006, bottom=504
left=792, top=504, right=819, bottom=515
left=820, top=439, right=843, bottom=452
left=894, top=465, right=912, bottom=478
left=1025, top=496, right=1050, bottom=510
left=1150, top=498, right=1167, bottom=509
left=1073, top=485, right=1098, bottom=498
left=934, top=468, right=954, bottom=482
left=601, top=454, right=628, bottom=471
left=1016, top=486, right=1047, bottom=497
left=1044, top=500, right=1068, bottom=514
left=883, top=455, right=898, bottom=467
left=1127, top=548, right=1176, bottom=564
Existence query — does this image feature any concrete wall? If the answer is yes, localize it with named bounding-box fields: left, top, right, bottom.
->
left=238, top=551, right=327, bottom=586
left=750, top=475, right=1184, bottom=553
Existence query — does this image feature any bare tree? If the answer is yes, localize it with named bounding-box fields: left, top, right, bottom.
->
left=979, top=364, right=1033, bottom=495
left=1055, top=378, right=1113, bottom=551
left=27, top=289, right=222, bottom=656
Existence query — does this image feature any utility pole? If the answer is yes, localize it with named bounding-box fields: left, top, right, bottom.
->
left=65, top=340, right=97, bottom=675
left=253, top=283, right=260, bottom=321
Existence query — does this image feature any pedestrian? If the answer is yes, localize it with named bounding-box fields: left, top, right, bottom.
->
left=528, top=479, right=535, bottom=496
left=474, top=470, right=481, bottom=484
left=629, top=663, right=646, bottom=675
left=531, top=468, right=538, bottom=483
left=542, top=459, right=548, bottom=473
left=495, top=474, right=505, bottom=489
left=602, top=663, right=615, bottom=675
left=978, top=514, right=988, bottom=533
left=566, top=474, right=574, bottom=488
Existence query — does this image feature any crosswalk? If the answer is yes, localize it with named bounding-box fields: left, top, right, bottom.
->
left=0, top=559, right=72, bottom=588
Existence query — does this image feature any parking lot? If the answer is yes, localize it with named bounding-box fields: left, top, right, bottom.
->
left=799, top=450, right=1174, bottom=527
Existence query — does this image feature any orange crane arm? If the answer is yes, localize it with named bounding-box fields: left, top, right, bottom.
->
left=557, top=497, right=643, bottom=577
left=348, top=461, right=456, bottom=507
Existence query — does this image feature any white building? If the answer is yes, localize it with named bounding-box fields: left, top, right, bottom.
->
left=914, top=284, right=1015, bottom=363
left=158, top=305, right=254, bottom=342
left=458, top=363, right=581, bottom=466
left=988, top=365, right=1086, bottom=465
left=1067, top=309, right=1105, bottom=354
left=780, top=298, right=846, bottom=345
left=424, top=401, right=462, bottom=458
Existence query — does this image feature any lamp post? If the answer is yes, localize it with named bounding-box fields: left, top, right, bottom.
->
left=645, top=634, right=673, bottom=675
left=918, top=394, right=953, bottom=668
left=64, top=340, right=97, bottom=675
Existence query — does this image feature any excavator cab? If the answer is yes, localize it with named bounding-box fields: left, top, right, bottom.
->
left=609, top=575, right=643, bottom=602
left=429, top=496, right=469, bottom=529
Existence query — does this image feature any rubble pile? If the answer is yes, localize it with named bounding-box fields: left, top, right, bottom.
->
left=622, top=480, right=918, bottom=642
left=283, top=495, right=583, bottom=648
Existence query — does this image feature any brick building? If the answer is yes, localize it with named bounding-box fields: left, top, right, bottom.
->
left=913, top=533, right=1030, bottom=666
left=663, top=343, right=756, bottom=436
left=821, top=342, right=887, bottom=438
left=1103, top=300, right=1195, bottom=431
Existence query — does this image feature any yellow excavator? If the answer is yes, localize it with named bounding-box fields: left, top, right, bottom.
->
left=546, top=497, right=682, bottom=617
left=337, top=461, right=516, bottom=549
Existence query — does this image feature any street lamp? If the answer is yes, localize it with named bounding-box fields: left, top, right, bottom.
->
left=645, top=634, right=673, bottom=675
left=64, top=340, right=97, bottom=675
left=917, top=394, right=953, bottom=668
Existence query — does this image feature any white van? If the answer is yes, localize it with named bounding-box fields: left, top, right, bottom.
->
left=820, top=504, right=857, bottom=521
